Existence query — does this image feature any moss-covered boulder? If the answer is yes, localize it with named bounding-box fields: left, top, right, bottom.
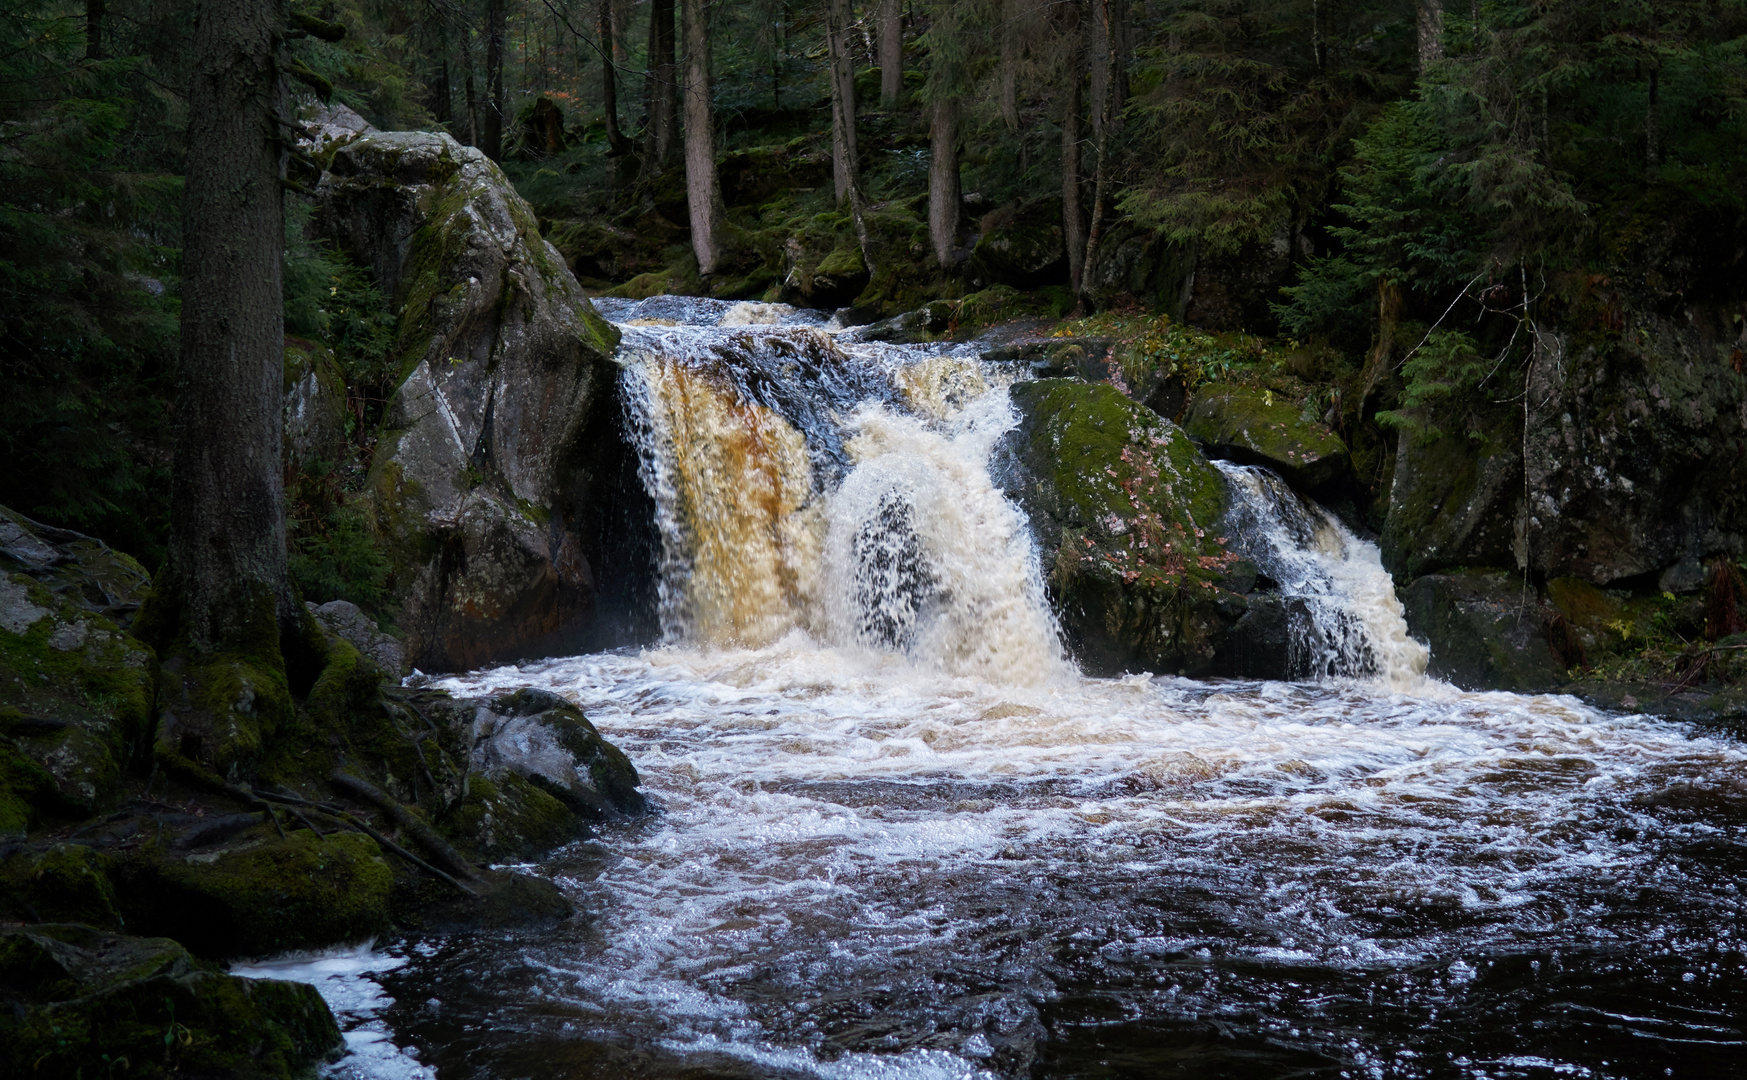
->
left=0, top=924, right=341, bottom=1079
left=471, top=687, right=646, bottom=821
left=119, top=828, right=394, bottom=958
left=1399, top=569, right=1567, bottom=693
left=1, top=508, right=154, bottom=832
left=1380, top=422, right=1521, bottom=580
left=1182, top=383, right=1351, bottom=491
left=995, top=380, right=1248, bottom=675
left=315, top=131, right=636, bottom=673
left=0, top=844, right=123, bottom=928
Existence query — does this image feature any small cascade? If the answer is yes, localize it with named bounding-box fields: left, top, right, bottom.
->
left=1215, top=460, right=1428, bottom=686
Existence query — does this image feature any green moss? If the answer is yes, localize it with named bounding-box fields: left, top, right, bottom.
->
left=121, top=829, right=394, bottom=958
left=0, top=743, right=55, bottom=837
left=440, top=771, right=585, bottom=863
left=1182, top=382, right=1350, bottom=488
left=0, top=844, right=122, bottom=927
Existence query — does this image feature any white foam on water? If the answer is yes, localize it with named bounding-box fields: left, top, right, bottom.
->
left=233, top=944, right=434, bottom=1080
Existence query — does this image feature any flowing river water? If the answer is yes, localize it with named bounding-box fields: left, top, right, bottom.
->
left=295, top=298, right=1746, bottom=1079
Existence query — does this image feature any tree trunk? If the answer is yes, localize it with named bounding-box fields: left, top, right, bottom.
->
left=1061, top=0, right=1086, bottom=293
left=85, top=0, right=104, bottom=60
left=878, top=0, right=903, bottom=105
left=998, top=0, right=1019, bottom=131
left=1415, top=0, right=1444, bottom=73
left=827, top=0, right=859, bottom=207
left=644, top=0, right=678, bottom=171
left=1088, top=0, right=1109, bottom=133
left=429, top=54, right=453, bottom=126
left=461, top=21, right=480, bottom=146
left=1079, top=0, right=1119, bottom=302
left=599, top=0, right=631, bottom=155
left=928, top=95, right=960, bottom=267
left=156, top=0, right=299, bottom=773
left=1646, top=63, right=1660, bottom=172
left=681, top=0, right=724, bottom=274
left=481, top=0, right=506, bottom=160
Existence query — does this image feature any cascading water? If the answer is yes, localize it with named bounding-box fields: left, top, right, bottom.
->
left=1214, top=460, right=1429, bottom=687
left=296, top=298, right=1746, bottom=1080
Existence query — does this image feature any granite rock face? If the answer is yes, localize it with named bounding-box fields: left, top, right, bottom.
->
left=316, top=131, right=643, bottom=673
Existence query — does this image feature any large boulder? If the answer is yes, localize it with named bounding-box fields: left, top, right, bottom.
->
left=315, top=131, right=648, bottom=673
left=1380, top=423, right=1521, bottom=580
left=994, top=380, right=1249, bottom=676
left=0, top=508, right=154, bottom=834
left=1521, top=307, right=1747, bottom=585
left=970, top=198, right=1067, bottom=289
left=1183, top=383, right=1351, bottom=491
left=282, top=337, right=350, bottom=474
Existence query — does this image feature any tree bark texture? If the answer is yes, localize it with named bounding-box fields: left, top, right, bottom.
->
left=1646, top=64, right=1660, bottom=171
left=827, top=0, right=859, bottom=206
left=461, top=20, right=480, bottom=145
left=644, top=0, right=678, bottom=171
left=928, top=94, right=960, bottom=267
left=1416, top=0, right=1444, bottom=73
left=998, top=0, right=1019, bottom=131
left=1061, top=0, right=1086, bottom=293
left=1079, top=0, right=1118, bottom=296
left=482, top=0, right=507, bottom=160
left=599, top=0, right=631, bottom=154
left=878, top=0, right=903, bottom=104
left=681, top=0, right=724, bottom=273
left=1088, top=0, right=1109, bottom=133
left=172, top=0, right=291, bottom=655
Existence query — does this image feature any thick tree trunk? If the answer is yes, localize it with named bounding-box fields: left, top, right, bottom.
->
left=1088, top=0, right=1109, bottom=133
left=644, top=0, right=678, bottom=171
left=599, top=0, right=631, bottom=155
left=928, top=95, right=960, bottom=267
left=1415, top=0, right=1444, bottom=73
left=1061, top=0, right=1086, bottom=293
left=826, top=0, right=859, bottom=206
left=85, top=0, right=104, bottom=60
left=482, top=0, right=506, bottom=160
left=173, top=0, right=290, bottom=660
left=878, top=0, right=902, bottom=105
left=998, top=0, right=1019, bottom=131
left=681, top=0, right=724, bottom=274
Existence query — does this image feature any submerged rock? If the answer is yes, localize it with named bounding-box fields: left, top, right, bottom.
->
left=0, top=924, right=341, bottom=1079
left=315, top=131, right=643, bottom=673
left=995, top=380, right=1247, bottom=676
left=1182, top=383, right=1350, bottom=491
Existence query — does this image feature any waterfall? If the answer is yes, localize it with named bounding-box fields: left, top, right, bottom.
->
left=603, top=296, right=1423, bottom=689
left=1215, top=460, right=1428, bottom=687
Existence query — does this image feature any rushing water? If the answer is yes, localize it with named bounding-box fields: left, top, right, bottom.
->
left=307, top=298, right=1747, bottom=1079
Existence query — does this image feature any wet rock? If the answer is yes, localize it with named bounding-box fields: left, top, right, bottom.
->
left=119, top=828, right=395, bottom=958
left=852, top=300, right=955, bottom=344
left=1182, top=384, right=1350, bottom=491
left=315, top=131, right=634, bottom=673
left=308, top=599, right=405, bottom=677
left=0, top=924, right=341, bottom=1079
left=783, top=241, right=868, bottom=308
left=970, top=198, right=1067, bottom=289
left=469, top=687, right=646, bottom=821
left=995, top=380, right=1247, bottom=676
left=283, top=337, right=350, bottom=474
left=1399, top=569, right=1567, bottom=693
left=1380, top=424, right=1521, bottom=580
left=0, top=508, right=154, bottom=831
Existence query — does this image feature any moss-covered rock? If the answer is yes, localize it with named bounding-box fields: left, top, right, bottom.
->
left=282, top=337, right=350, bottom=475
left=1399, top=569, right=1567, bottom=693
left=472, top=687, right=647, bottom=821
left=1, top=508, right=154, bottom=827
left=995, top=380, right=1247, bottom=675
left=0, top=843, right=123, bottom=928
left=119, top=828, right=394, bottom=958
left=1380, top=422, right=1521, bottom=580
left=1183, top=383, right=1351, bottom=491
left=0, top=924, right=341, bottom=1080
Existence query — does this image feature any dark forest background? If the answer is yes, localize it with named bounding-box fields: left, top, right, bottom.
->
left=4, top=0, right=1744, bottom=578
